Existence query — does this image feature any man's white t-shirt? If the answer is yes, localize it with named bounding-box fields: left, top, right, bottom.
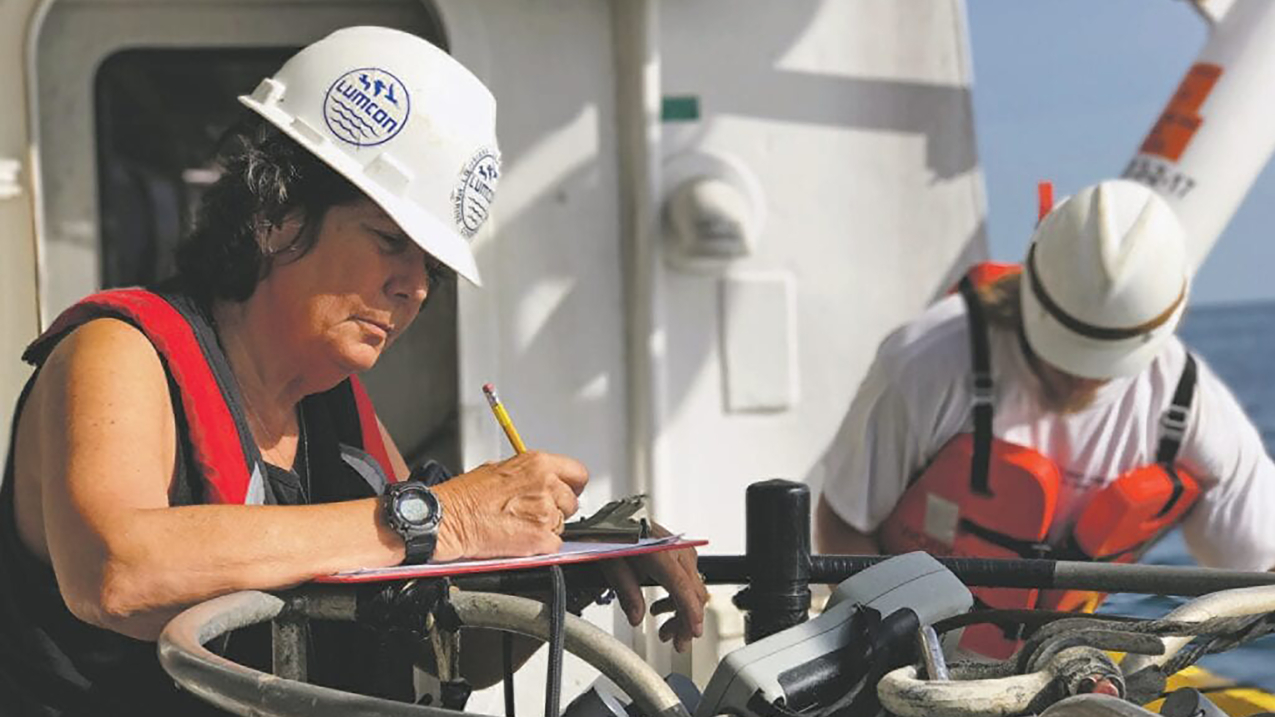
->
left=821, top=294, right=1275, bottom=572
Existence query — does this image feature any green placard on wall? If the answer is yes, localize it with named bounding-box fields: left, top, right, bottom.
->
left=661, top=95, right=700, bottom=123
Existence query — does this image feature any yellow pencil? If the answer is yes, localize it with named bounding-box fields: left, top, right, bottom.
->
left=483, top=382, right=527, bottom=455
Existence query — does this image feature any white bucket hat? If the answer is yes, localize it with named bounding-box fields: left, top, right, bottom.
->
left=240, top=26, right=499, bottom=285
left=1021, top=179, right=1189, bottom=380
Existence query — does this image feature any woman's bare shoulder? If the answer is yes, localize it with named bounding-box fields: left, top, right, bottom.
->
left=17, top=317, right=179, bottom=547
left=34, top=317, right=170, bottom=411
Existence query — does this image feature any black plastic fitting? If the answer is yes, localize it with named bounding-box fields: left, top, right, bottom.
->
left=734, top=479, right=813, bottom=643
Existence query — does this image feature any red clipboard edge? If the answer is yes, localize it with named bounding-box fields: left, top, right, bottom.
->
left=315, top=538, right=709, bottom=584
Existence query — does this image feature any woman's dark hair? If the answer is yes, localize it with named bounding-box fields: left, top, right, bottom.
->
left=175, top=114, right=366, bottom=302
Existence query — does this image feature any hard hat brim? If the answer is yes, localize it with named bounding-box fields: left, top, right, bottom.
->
left=238, top=95, right=484, bottom=287
left=1021, top=262, right=1184, bottom=380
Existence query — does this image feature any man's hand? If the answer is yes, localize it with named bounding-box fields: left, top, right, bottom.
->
left=600, top=523, right=710, bottom=653
left=431, top=451, right=588, bottom=561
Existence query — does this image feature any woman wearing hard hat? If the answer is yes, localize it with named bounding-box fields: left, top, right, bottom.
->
left=814, top=179, right=1275, bottom=657
left=0, top=28, right=707, bottom=715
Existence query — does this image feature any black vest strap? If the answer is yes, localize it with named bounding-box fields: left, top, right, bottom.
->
left=957, top=276, right=994, bottom=496
left=1156, top=353, right=1197, bottom=465
left=1152, top=353, right=1198, bottom=518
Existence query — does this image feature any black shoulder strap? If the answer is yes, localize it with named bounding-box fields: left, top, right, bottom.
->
left=957, top=276, right=994, bottom=496
left=1156, top=352, right=1198, bottom=465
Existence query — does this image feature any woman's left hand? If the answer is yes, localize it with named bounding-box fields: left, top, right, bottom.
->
left=599, top=523, right=710, bottom=653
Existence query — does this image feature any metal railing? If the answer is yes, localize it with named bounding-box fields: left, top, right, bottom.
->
left=157, top=586, right=687, bottom=717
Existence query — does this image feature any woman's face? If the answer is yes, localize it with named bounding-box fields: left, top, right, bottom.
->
left=256, top=200, right=436, bottom=377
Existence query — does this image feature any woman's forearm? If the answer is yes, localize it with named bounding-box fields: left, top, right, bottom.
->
left=54, top=498, right=402, bottom=640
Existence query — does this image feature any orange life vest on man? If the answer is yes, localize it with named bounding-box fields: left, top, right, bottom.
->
left=878, top=265, right=1201, bottom=659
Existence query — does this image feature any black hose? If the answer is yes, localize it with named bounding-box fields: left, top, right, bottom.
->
left=503, top=632, right=515, bottom=717
left=545, top=566, right=566, bottom=717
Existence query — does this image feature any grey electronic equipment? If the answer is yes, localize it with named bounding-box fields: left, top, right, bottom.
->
left=695, top=552, right=973, bottom=717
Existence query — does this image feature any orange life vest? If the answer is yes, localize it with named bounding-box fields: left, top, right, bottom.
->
left=878, top=266, right=1201, bottom=659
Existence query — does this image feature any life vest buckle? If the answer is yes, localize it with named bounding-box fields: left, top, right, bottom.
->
left=971, top=372, right=994, bottom=406
left=1160, top=405, right=1190, bottom=442
left=1026, top=541, right=1052, bottom=559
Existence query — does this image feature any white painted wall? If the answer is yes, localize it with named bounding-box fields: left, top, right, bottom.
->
left=444, top=0, right=629, bottom=518
left=654, top=0, right=986, bottom=555
left=444, top=0, right=989, bottom=689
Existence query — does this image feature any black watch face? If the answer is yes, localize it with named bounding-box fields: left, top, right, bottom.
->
left=397, top=492, right=434, bottom=526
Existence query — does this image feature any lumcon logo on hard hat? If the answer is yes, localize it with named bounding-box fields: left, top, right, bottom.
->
left=454, top=149, right=500, bottom=238
left=323, top=68, right=411, bottom=147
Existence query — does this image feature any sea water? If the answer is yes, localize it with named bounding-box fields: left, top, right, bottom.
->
left=1100, top=301, right=1275, bottom=689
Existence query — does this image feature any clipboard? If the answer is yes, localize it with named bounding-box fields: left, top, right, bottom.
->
left=315, top=536, right=708, bottom=584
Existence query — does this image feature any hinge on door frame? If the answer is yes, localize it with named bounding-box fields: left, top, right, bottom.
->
left=0, top=158, right=21, bottom=200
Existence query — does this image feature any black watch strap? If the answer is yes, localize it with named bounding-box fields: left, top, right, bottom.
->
left=403, top=526, right=438, bottom=564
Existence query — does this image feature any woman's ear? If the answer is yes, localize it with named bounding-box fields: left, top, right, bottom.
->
left=257, top=211, right=308, bottom=257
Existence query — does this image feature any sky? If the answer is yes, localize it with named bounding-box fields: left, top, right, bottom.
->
left=966, top=0, right=1275, bottom=306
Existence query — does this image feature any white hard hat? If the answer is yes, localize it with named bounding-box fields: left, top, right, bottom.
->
left=240, top=26, right=499, bottom=285
left=1021, top=179, right=1189, bottom=380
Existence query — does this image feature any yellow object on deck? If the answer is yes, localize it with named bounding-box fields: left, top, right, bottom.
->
left=1142, top=666, right=1275, bottom=716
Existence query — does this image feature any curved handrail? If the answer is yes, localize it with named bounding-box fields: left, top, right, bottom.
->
left=158, top=590, right=466, bottom=717
left=158, top=588, right=688, bottom=717
left=448, top=592, right=688, bottom=717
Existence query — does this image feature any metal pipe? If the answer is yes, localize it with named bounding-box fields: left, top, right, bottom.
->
left=918, top=625, right=950, bottom=681
left=292, top=584, right=359, bottom=620
left=607, top=2, right=664, bottom=661
left=611, top=0, right=664, bottom=520
left=452, top=554, right=1275, bottom=597
left=810, top=555, right=1275, bottom=595
left=22, top=0, right=56, bottom=330
left=1123, top=0, right=1275, bottom=270
left=271, top=617, right=308, bottom=683
left=1048, top=560, right=1275, bottom=596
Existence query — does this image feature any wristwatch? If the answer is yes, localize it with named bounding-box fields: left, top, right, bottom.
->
left=381, top=481, right=443, bottom=564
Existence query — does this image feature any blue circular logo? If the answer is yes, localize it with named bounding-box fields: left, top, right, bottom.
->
left=454, top=149, right=501, bottom=238
left=323, top=67, right=411, bottom=147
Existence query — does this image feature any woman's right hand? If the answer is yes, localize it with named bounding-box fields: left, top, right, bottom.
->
left=430, top=451, right=588, bottom=561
